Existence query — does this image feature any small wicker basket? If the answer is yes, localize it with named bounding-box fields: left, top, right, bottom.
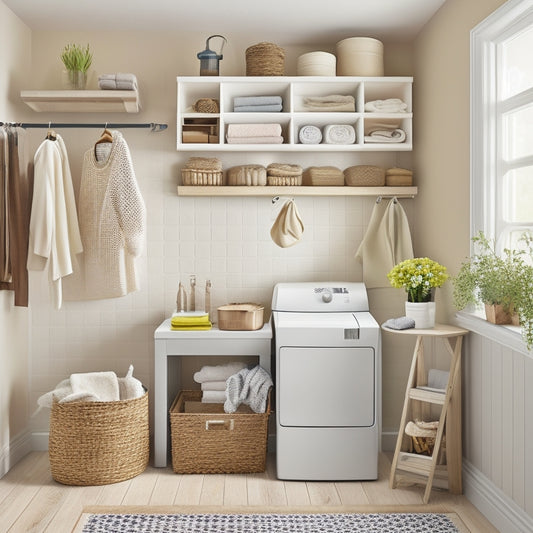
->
left=170, top=390, right=271, bottom=474
left=181, top=169, right=223, bottom=186
left=49, top=390, right=149, bottom=486
left=246, top=42, right=285, bottom=76
left=344, top=165, right=385, bottom=186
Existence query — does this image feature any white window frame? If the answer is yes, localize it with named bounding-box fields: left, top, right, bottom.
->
left=467, top=0, right=533, bottom=356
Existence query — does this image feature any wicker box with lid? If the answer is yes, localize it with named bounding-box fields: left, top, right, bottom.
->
left=170, top=390, right=271, bottom=474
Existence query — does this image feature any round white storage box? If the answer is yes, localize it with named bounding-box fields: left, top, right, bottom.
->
left=336, top=37, right=384, bottom=76
left=297, top=51, right=336, bottom=76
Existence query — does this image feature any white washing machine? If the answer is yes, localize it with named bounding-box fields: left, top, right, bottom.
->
left=271, top=282, right=381, bottom=480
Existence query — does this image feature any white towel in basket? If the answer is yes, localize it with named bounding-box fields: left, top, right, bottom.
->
left=194, top=362, right=247, bottom=384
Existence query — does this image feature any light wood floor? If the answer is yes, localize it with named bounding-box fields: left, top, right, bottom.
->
left=0, top=451, right=499, bottom=533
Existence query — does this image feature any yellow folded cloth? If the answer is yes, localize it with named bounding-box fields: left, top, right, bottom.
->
left=171, top=324, right=212, bottom=331
left=171, top=312, right=209, bottom=325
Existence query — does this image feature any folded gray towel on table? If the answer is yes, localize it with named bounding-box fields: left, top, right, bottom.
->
left=383, top=317, right=415, bottom=330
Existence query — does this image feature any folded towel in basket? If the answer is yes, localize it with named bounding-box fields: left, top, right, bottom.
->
left=323, top=124, right=356, bottom=144
left=202, top=390, right=226, bottom=403
left=201, top=380, right=227, bottom=391
left=298, top=125, right=322, bottom=144
left=194, top=362, right=247, bottom=384
left=70, top=371, right=120, bottom=402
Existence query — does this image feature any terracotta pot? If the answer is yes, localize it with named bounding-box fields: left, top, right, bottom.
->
left=484, top=303, right=514, bottom=325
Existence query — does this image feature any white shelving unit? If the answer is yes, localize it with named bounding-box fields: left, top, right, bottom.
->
left=20, top=90, right=141, bottom=113
left=176, top=76, right=412, bottom=152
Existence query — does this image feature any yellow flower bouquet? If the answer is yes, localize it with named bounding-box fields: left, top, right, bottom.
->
left=387, top=257, right=448, bottom=302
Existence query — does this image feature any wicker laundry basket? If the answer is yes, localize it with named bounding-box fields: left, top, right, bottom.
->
left=344, top=165, right=385, bottom=186
left=48, top=390, right=149, bottom=486
left=246, top=42, right=285, bottom=76
left=170, top=390, right=271, bottom=474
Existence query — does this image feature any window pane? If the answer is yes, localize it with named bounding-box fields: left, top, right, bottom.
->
left=503, top=104, right=533, bottom=161
left=501, top=25, right=533, bottom=98
left=503, top=166, right=533, bottom=222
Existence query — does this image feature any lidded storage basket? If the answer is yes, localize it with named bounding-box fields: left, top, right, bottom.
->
left=344, top=165, right=385, bottom=186
left=170, top=390, right=271, bottom=474
left=48, top=391, right=149, bottom=485
left=246, top=42, right=285, bottom=76
left=336, top=37, right=384, bottom=76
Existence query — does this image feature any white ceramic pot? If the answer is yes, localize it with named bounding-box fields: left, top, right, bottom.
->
left=405, top=301, right=436, bottom=329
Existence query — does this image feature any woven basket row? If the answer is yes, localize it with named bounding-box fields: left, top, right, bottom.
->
left=48, top=391, right=149, bottom=486
left=246, top=42, right=285, bottom=76
left=182, top=169, right=223, bottom=186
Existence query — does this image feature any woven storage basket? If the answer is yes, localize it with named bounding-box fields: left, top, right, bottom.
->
left=267, top=175, right=302, bottom=186
left=49, top=390, right=149, bottom=486
left=246, top=42, right=285, bottom=76
left=181, top=169, right=223, bottom=186
left=170, top=390, right=271, bottom=474
left=344, top=165, right=385, bottom=186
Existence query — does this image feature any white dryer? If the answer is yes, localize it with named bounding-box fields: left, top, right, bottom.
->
left=271, top=282, right=381, bottom=480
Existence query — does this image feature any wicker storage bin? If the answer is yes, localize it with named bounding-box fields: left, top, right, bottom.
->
left=344, top=165, right=385, bottom=186
left=226, top=165, right=267, bottom=186
left=246, top=42, right=285, bottom=76
left=170, top=390, right=271, bottom=474
left=181, top=169, right=223, bottom=186
left=218, top=303, right=264, bottom=330
left=49, top=391, right=149, bottom=485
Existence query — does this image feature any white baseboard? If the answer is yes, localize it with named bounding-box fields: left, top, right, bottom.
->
left=0, top=430, right=32, bottom=478
left=381, top=431, right=398, bottom=452
left=31, top=432, right=50, bottom=451
left=463, top=460, right=533, bottom=533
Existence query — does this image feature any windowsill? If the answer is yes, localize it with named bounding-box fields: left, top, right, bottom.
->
left=454, top=310, right=532, bottom=358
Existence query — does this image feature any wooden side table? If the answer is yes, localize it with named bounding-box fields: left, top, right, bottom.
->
left=383, top=323, right=468, bottom=503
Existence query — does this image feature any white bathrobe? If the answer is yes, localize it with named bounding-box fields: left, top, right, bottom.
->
left=27, top=135, right=83, bottom=309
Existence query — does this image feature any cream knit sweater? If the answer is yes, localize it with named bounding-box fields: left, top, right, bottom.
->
left=66, top=131, right=146, bottom=300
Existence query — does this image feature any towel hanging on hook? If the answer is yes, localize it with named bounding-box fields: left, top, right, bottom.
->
left=376, top=195, right=398, bottom=204
left=270, top=198, right=304, bottom=248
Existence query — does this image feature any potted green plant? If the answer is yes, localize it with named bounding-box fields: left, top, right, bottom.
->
left=452, top=231, right=533, bottom=349
left=60, top=43, right=92, bottom=90
left=387, top=257, right=449, bottom=328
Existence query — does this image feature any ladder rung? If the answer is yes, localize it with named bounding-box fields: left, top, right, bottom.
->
left=395, top=470, right=449, bottom=490
left=408, top=387, right=445, bottom=404
left=397, top=451, right=448, bottom=479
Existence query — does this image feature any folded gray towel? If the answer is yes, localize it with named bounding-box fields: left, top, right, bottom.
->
left=383, top=316, right=415, bottom=330
left=234, top=95, right=282, bottom=107
left=233, top=104, right=283, bottom=113
left=225, top=365, right=272, bottom=413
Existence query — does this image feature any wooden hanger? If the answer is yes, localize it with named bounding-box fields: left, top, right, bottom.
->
left=95, top=123, right=113, bottom=144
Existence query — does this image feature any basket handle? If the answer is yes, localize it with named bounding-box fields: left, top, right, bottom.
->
left=205, top=419, right=234, bottom=431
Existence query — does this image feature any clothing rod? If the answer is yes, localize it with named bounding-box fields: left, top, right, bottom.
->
left=0, top=122, right=167, bottom=132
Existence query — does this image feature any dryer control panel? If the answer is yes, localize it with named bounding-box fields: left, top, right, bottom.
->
left=272, top=282, right=369, bottom=313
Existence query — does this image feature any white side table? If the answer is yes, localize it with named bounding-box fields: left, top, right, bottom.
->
left=153, top=319, right=272, bottom=467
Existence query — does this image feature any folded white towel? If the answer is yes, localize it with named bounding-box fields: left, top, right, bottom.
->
left=227, top=123, right=282, bottom=138
left=323, top=124, right=356, bottom=144
left=224, top=365, right=272, bottom=414
left=364, top=129, right=406, bottom=143
left=202, top=390, right=227, bottom=403
left=194, top=362, right=247, bottom=384
left=70, top=371, right=120, bottom=402
left=298, top=125, right=322, bottom=144
left=226, top=136, right=284, bottom=144
left=117, top=364, right=145, bottom=400
left=201, top=380, right=227, bottom=391
left=364, top=98, right=407, bottom=113
left=233, top=104, right=283, bottom=112
left=37, top=378, right=74, bottom=408
left=98, top=73, right=138, bottom=91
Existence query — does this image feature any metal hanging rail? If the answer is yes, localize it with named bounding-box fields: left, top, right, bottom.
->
left=0, top=121, right=168, bottom=132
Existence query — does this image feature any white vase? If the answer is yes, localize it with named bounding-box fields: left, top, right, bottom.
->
left=405, top=301, right=436, bottom=329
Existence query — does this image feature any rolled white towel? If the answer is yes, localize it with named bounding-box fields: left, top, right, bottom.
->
left=194, top=362, right=247, bottom=384
left=201, top=380, right=227, bottom=391
left=227, top=123, right=282, bottom=138
left=298, top=125, right=322, bottom=144
left=364, top=98, right=407, bottom=113
left=202, top=390, right=226, bottom=403
left=323, top=124, right=356, bottom=144
left=364, top=129, right=406, bottom=143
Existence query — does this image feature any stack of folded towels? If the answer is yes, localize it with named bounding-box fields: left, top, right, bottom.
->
left=37, top=365, right=144, bottom=407
left=233, top=95, right=283, bottom=112
left=194, top=362, right=247, bottom=404
left=364, top=121, right=406, bottom=143
left=267, top=163, right=303, bottom=186
left=301, top=94, right=355, bottom=112
left=364, top=98, right=407, bottom=113
left=98, top=73, right=138, bottom=91
left=226, top=123, right=283, bottom=144
left=171, top=311, right=212, bottom=331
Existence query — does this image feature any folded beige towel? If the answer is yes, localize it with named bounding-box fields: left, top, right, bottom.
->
left=227, top=123, right=282, bottom=137
left=226, top=136, right=284, bottom=144
left=364, top=98, right=407, bottom=113
left=302, top=94, right=355, bottom=112
left=270, top=199, right=304, bottom=248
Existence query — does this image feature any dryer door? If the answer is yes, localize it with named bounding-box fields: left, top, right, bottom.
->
left=279, top=346, right=375, bottom=427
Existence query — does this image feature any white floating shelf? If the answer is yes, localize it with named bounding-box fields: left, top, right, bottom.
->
left=20, top=90, right=140, bottom=113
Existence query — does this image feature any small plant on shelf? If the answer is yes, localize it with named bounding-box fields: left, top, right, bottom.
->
left=60, top=43, right=92, bottom=89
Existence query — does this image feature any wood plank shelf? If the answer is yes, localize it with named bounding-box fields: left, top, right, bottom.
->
left=20, top=90, right=140, bottom=113
left=177, top=185, right=418, bottom=198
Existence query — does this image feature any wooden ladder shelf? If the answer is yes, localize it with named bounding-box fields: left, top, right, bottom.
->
left=384, top=324, right=468, bottom=503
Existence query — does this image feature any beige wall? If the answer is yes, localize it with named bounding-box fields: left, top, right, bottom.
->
left=0, top=0, right=32, bottom=475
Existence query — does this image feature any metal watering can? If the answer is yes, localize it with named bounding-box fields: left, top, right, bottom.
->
left=197, top=35, right=227, bottom=76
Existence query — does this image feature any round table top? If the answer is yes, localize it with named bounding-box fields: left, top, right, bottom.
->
left=381, top=323, right=469, bottom=337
